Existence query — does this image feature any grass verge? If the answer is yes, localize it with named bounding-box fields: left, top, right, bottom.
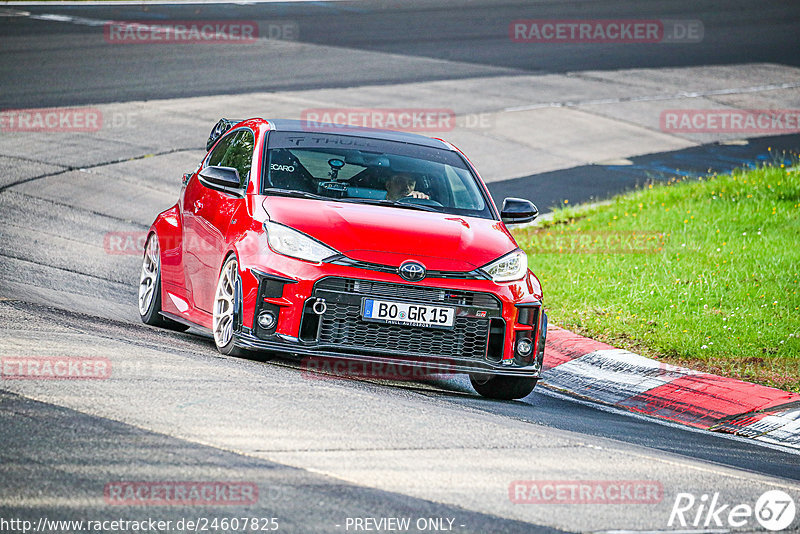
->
left=513, top=159, right=800, bottom=392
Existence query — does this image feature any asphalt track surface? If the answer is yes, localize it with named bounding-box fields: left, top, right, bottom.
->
left=488, top=133, right=800, bottom=210
left=2, top=1, right=800, bottom=533
left=1, top=0, right=799, bottom=108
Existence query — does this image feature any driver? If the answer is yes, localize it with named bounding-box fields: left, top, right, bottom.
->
left=384, top=173, right=430, bottom=201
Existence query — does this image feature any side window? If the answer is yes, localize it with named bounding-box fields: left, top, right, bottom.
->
left=206, top=130, right=255, bottom=187
left=445, top=165, right=483, bottom=210
left=207, top=133, right=235, bottom=167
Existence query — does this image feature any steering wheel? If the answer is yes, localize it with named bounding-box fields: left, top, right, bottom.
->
left=397, top=195, right=444, bottom=207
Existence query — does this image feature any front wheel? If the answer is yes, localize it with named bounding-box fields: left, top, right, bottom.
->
left=212, top=255, right=248, bottom=356
left=470, top=374, right=537, bottom=400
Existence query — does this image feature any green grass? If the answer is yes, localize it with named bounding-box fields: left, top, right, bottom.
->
left=513, top=158, right=800, bottom=391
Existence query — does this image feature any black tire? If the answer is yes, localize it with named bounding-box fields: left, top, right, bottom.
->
left=470, top=374, right=538, bottom=400
left=138, top=233, right=189, bottom=332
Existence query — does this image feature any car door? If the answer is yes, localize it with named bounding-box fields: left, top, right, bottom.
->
left=183, top=128, right=254, bottom=313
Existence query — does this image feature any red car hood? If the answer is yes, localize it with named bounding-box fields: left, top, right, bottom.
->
left=262, top=197, right=516, bottom=271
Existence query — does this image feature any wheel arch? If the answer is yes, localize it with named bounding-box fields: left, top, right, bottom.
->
left=227, top=233, right=270, bottom=331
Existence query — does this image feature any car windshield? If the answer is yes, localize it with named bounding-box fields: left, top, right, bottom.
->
left=262, top=131, right=493, bottom=219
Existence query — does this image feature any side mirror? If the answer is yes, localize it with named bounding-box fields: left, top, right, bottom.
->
left=198, top=166, right=242, bottom=196
left=500, top=197, right=538, bottom=225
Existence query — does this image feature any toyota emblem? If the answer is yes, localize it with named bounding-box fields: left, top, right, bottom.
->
left=398, top=261, right=426, bottom=282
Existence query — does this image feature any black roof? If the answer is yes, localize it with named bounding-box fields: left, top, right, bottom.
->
left=265, top=119, right=451, bottom=150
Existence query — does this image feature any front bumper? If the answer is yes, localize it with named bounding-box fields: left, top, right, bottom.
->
left=234, top=329, right=543, bottom=377
left=235, top=267, right=546, bottom=378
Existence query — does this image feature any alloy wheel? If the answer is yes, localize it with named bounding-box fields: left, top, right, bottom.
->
left=213, top=258, right=238, bottom=348
left=138, top=234, right=160, bottom=316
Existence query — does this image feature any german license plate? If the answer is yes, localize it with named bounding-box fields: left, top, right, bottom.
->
left=362, top=298, right=455, bottom=329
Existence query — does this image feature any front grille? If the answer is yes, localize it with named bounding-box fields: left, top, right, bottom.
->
left=324, top=255, right=489, bottom=280
left=315, top=277, right=500, bottom=309
left=308, top=277, right=500, bottom=360
left=318, top=304, right=489, bottom=359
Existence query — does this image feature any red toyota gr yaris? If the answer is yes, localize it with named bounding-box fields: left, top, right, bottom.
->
left=139, top=118, right=547, bottom=399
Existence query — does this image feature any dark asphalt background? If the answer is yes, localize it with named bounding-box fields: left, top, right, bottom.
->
left=2, top=0, right=799, bottom=108
left=0, top=390, right=563, bottom=534
left=1, top=2, right=800, bottom=531
left=4, top=0, right=798, bottom=208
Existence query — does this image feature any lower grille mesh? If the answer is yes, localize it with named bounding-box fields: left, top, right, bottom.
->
left=317, top=303, right=490, bottom=359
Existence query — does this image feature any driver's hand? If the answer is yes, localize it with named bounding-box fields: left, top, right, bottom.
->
left=407, top=191, right=430, bottom=199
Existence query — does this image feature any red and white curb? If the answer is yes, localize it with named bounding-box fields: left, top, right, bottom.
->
left=543, top=326, right=800, bottom=449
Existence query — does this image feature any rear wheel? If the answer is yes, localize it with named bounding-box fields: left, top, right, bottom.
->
left=138, top=233, right=189, bottom=331
left=470, top=373, right=537, bottom=400
left=212, top=255, right=248, bottom=356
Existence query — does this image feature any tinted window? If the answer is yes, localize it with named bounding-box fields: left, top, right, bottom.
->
left=263, top=132, right=493, bottom=219
left=207, top=129, right=254, bottom=187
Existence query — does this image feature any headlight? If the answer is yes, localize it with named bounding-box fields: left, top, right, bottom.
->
left=263, top=221, right=338, bottom=263
left=481, top=249, right=528, bottom=282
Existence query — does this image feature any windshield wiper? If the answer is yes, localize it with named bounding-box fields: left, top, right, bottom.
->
left=264, top=188, right=328, bottom=201
left=342, top=198, right=442, bottom=213
left=266, top=190, right=442, bottom=212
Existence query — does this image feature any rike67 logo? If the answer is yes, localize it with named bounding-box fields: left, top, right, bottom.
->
left=669, top=490, right=796, bottom=531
